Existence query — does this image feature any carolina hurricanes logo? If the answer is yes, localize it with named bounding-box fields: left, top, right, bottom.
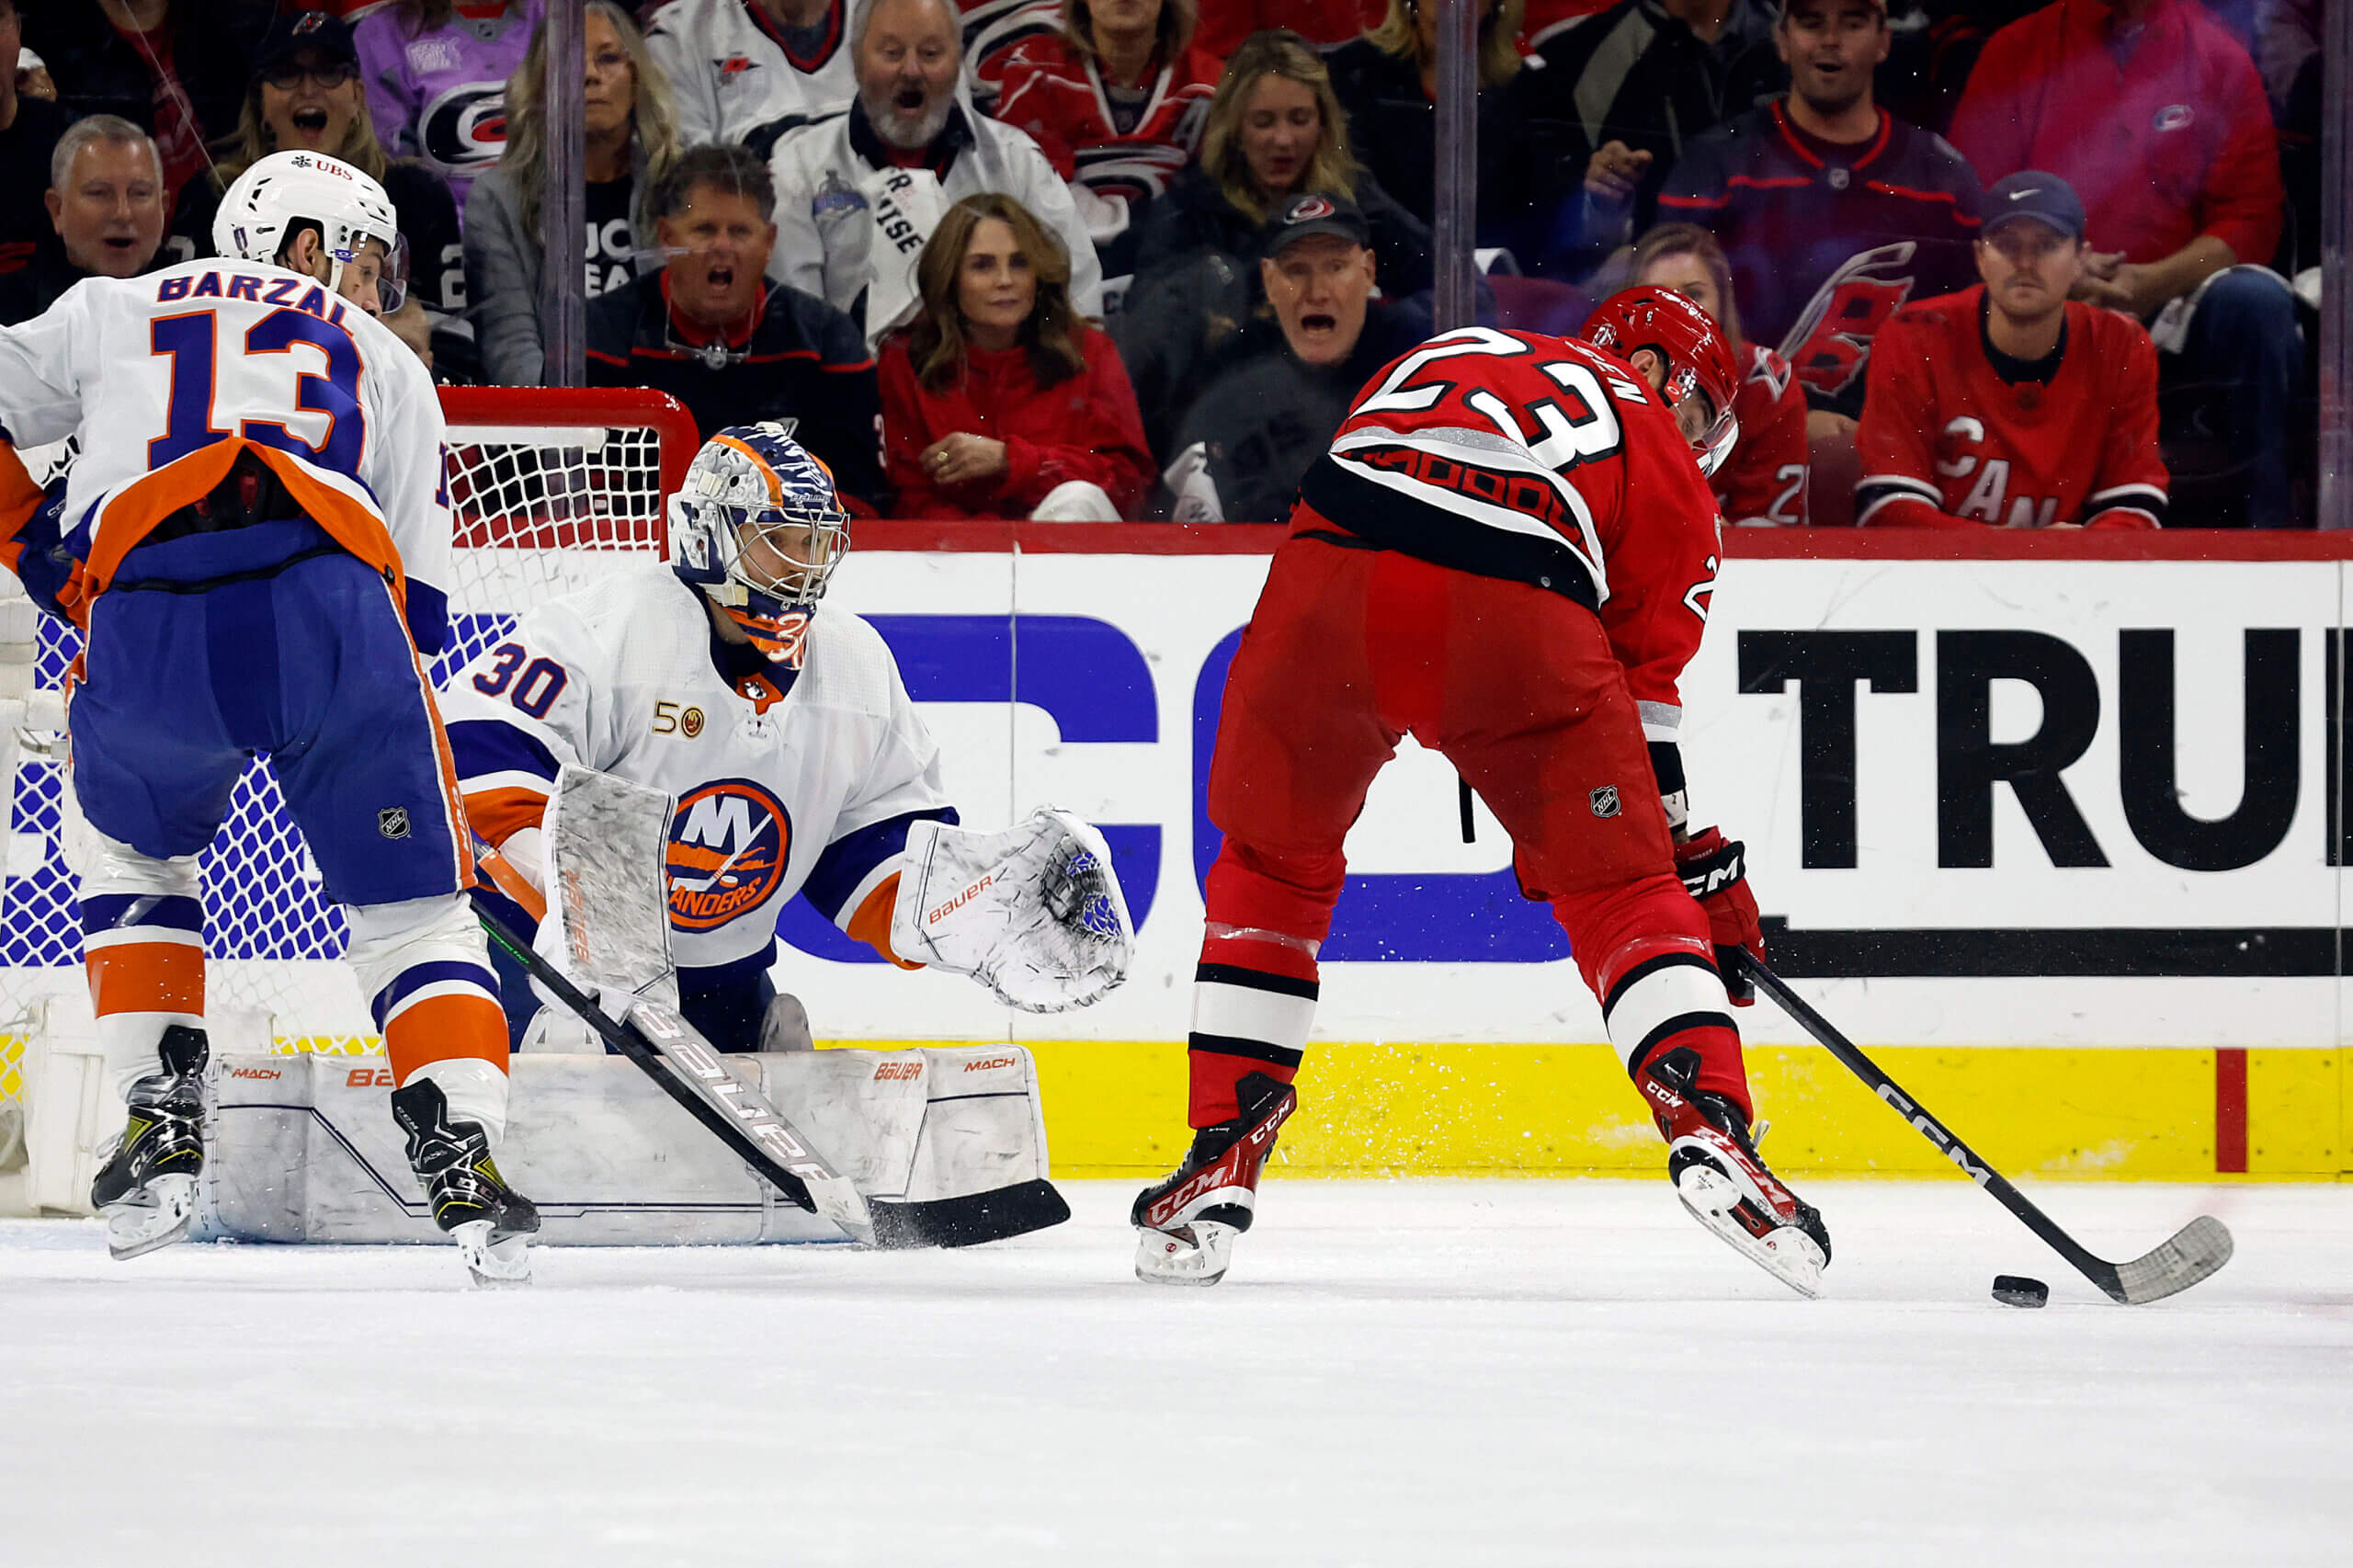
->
left=1287, top=195, right=1336, bottom=223
left=665, top=779, right=791, bottom=931
left=420, top=84, right=510, bottom=174
left=716, top=53, right=757, bottom=76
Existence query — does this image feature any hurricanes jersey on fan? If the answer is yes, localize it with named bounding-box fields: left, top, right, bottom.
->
left=1717, top=342, right=1809, bottom=528
left=1855, top=287, right=2168, bottom=529
left=1293, top=324, right=1726, bottom=744
left=0, top=258, right=453, bottom=629
left=646, top=0, right=865, bottom=153
left=442, top=561, right=955, bottom=976
left=1659, top=102, right=1983, bottom=417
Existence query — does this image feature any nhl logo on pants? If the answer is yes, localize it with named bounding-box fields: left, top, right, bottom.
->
left=1589, top=786, right=1620, bottom=819
left=378, top=807, right=412, bottom=840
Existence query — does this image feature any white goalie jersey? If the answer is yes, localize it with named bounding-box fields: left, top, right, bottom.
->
left=442, top=561, right=951, bottom=976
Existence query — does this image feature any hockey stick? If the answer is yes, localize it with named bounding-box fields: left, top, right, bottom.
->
left=1727, top=949, right=2234, bottom=1304
left=471, top=891, right=876, bottom=1243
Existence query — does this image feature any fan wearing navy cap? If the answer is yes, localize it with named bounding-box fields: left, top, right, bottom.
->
left=1856, top=171, right=2168, bottom=530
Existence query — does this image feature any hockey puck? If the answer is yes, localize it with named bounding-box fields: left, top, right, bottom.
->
left=1991, top=1274, right=2050, bottom=1308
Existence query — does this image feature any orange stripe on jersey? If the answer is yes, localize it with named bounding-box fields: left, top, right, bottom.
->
left=463, top=784, right=552, bottom=846
left=384, top=993, right=509, bottom=1084
left=476, top=846, right=548, bottom=925
left=848, top=874, right=921, bottom=970
left=0, top=441, right=40, bottom=578
left=87, top=940, right=205, bottom=1017
left=83, top=438, right=408, bottom=603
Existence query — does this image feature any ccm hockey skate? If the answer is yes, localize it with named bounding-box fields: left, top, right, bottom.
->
left=90, top=1025, right=210, bottom=1260
left=1638, top=1047, right=1831, bottom=1297
left=1132, top=1072, right=1296, bottom=1286
left=391, top=1078, right=540, bottom=1288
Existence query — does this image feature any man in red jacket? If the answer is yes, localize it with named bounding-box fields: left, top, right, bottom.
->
left=1856, top=172, right=2168, bottom=529
left=1130, top=289, right=1832, bottom=1297
left=1949, top=0, right=2298, bottom=526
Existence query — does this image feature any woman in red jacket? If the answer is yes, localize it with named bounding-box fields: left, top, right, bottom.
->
left=881, top=193, right=1154, bottom=520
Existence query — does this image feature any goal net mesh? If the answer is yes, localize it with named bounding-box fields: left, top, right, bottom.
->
left=0, top=389, right=697, bottom=1108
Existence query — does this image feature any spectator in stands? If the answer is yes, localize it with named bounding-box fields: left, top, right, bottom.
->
left=1949, top=0, right=2297, bottom=527
left=1509, top=0, right=1785, bottom=278
left=1155, top=192, right=1431, bottom=520
left=646, top=0, right=860, bottom=153
left=20, top=1, right=267, bottom=209
left=992, top=0, right=1223, bottom=269
left=468, top=0, right=678, bottom=385
left=354, top=0, right=538, bottom=211
left=14, top=41, right=51, bottom=102
left=880, top=193, right=1152, bottom=518
left=1855, top=172, right=2166, bottom=529
left=1194, top=0, right=1364, bottom=58
left=0, top=117, right=167, bottom=326
left=1130, top=29, right=1435, bottom=297
left=0, top=0, right=73, bottom=286
left=587, top=144, right=886, bottom=511
left=1632, top=222, right=1809, bottom=526
left=1324, top=0, right=1535, bottom=244
left=1657, top=0, right=1980, bottom=437
left=959, top=0, right=1066, bottom=117
left=765, top=0, right=1102, bottom=345
left=163, top=12, right=470, bottom=373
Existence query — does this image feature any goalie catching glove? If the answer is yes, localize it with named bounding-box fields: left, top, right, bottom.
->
left=892, top=809, right=1133, bottom=1012
left=1674, top=827, right=1765, bottom=1005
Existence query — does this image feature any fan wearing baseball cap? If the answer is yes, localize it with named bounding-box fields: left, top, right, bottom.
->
left=1854, top=170, right=2169, bottom=530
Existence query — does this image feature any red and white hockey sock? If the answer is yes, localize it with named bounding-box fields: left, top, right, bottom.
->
left=1187, top=922, right=1320, bottom=1127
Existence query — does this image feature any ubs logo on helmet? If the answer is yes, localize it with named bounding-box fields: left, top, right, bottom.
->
left=420, top=84, right=510, bottom=174
left=665, top=779, right=791, bottom=931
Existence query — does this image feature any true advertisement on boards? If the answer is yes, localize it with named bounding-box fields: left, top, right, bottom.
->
left=794, top=548, right=2350, bottom=1052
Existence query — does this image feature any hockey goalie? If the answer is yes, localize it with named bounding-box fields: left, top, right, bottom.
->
left=435, top=421, right=1133, bottom=1242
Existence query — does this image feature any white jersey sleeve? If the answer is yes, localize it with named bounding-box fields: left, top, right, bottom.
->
left=0, top=280, right=96, bottom=453
left=353, top=317, right=455, bottom=610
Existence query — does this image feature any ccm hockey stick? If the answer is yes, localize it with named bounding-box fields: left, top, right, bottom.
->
left=472, top=892, right=877, bottom=1243
left=1728, top=949, right=2234, bottom=1304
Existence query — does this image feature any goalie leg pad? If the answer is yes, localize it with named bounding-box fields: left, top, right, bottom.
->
left=892, top=810, right=1134, bottom=1012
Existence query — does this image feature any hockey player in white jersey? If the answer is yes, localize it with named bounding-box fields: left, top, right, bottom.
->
left=0, top=151, right=537, bottom=1282
left=444, top=422, right=1131, bottom=1062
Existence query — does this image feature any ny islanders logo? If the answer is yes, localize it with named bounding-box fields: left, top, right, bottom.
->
left=665, top=780, right=791, bottom=931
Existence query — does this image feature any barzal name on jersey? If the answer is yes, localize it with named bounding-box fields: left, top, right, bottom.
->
left=1854, top=286, right=2168, bottom=530
left=1291, top=324, right=1726, bottom=750
left=0, top=258, right=452, bottom=643
left=443, top=560, right=956, bottom=995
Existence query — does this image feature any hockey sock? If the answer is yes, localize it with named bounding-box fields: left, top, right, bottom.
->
left=1188, top=924, right=1319, bottom=1127
left=81, top=892, right=206, bottom=1104
left=1555, top=874, right=1753, bottom=1123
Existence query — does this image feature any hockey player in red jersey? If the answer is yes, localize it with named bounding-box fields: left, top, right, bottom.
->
left=1132, top=288, right=1832, bottom=1294
left=1856, top=173, right=2168, bottom=530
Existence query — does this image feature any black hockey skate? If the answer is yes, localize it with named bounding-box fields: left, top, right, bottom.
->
left=91, top=1025, right=209, bottom=1261
left=1131, top=1072, right=1296, bottom=1287
left=1638, top=1047, right=1831, bottom=1298
left=391, top=1078, right=540, bottom=1289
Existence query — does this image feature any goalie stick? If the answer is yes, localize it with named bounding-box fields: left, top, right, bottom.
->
left=1729, top=949, right=2234, bottom=1304
left=471, top=892, right=876, bottom=1243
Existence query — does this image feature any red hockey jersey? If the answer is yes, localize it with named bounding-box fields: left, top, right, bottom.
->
left=1854, top=288, right=2167, bottom=529
left=1716, top=343, right=1808, bottom=528
left=992, top=34, right=1222, bottom=205
left=1292, top=325, right=1724, bottom=729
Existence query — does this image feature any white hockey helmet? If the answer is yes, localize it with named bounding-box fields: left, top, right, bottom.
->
left=669, top=423, right=851, bottom=618
left=213, top=149, right=408, bottom=312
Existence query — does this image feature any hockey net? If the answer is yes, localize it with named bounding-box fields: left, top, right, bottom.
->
left=0, top=388, right=699, bottom=1133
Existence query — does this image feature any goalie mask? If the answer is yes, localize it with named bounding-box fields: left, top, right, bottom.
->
left=1582, top=286, right=1742, bottom=479
left=214, top=150, right=408, bottom=313
left=669, top=423, right=850, bottom=660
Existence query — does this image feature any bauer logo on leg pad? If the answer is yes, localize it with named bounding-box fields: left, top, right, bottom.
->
left=378, top=807, right=411, bottom=840
left=1590, top=786, right=1620, bottom=819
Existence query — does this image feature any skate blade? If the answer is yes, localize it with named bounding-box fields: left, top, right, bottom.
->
left=1134, top=1221, right=1236, bottom=1287
left=103, top=1174, right=197, bottom=1262
left=453, top=1219, right=534, bottom=1290
left=1676, top=1167, right=1825, bottom=1299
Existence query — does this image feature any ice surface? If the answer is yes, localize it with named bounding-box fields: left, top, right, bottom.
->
left=4, top=1179, right=2347, bottom=1567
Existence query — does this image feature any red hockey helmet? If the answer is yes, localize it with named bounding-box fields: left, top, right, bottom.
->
left=1581, top=286, right=1743, bottom=478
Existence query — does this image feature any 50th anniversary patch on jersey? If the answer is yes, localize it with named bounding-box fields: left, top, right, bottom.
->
left=665, top=779, right=792, bottom=931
